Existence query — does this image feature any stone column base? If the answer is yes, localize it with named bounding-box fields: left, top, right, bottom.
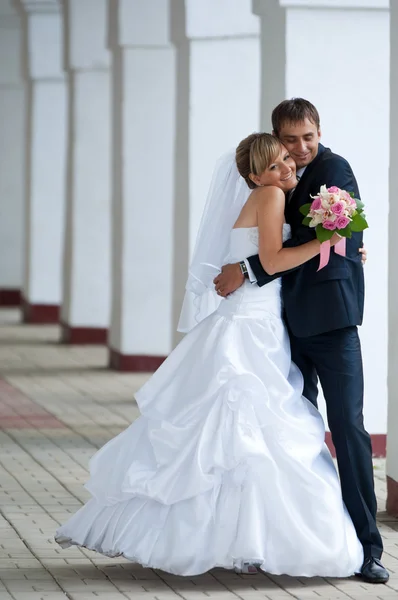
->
left=22, top=297, right=60, bottom=323
left=108, top=349, right=166, bottom=372
left=325, top=432, right=386, bottom=458
left=61, top=322, right=108, bottom=344
left=387, top=476, right=398, bottom=517
left=0, top=289, right=21, bottom=307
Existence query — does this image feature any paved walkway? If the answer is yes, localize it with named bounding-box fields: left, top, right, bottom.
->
left=0, top=309, right=396, bottom=600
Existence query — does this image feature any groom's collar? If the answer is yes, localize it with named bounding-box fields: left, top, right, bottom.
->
left=314, top=142, right=327, bottom=163
left=311, top=142, right=326, bottom=165
left=296, top=166, right=306, bottom=179
left=287, top=144, right=327, bottom=206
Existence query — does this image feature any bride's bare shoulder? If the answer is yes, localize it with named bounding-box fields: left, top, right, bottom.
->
left=253, top=186, right=285, bottom=206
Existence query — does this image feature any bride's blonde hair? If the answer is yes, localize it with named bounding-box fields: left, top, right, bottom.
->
left=236, top=133, right=283, bottom=189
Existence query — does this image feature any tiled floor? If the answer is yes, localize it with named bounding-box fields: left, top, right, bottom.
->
left=0, top=309, right=396, bottom=600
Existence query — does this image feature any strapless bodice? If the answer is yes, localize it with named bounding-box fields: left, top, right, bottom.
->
left=229, top=224, right=291, bottom=263
left=217, top=224, right=292, bottom=320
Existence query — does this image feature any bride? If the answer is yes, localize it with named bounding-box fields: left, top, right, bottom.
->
left=55, top=133, right=364, bottom=577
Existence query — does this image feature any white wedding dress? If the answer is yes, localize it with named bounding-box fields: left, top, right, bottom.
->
left=55, top=225, right=363, bottom=577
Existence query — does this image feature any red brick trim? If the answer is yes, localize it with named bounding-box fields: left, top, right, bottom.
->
left=21, top=297, right=60, bottom=324
left=325, top=432, right=386, bottom=458
left=0, top=289, right=21, bottom=307
left=0, top=378, right=66, bottom=430
left=387, top=476, right=398, bottom=517
left=109, top=349, right=166, bottom=372
left=61, top=322, right=108, bottom=344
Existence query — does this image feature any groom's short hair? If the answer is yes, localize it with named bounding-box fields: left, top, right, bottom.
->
left=272, top=98, right=320, bottom=136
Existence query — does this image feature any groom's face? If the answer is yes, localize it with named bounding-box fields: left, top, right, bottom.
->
left=276, top=118, right=321, bottom=169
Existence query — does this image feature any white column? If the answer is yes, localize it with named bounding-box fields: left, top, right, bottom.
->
left=18, top=0, right=67, bottom=323
left=108, top=0, right=177, bottom=370
left=254, top=0, right=389, bottom=450
left=0, top=2, right=25, bottom=306
left=60, top=0, right=110, bottom=344
left=252, top=0, right=287, bottom=131
left=387, top=1, right=398, bottom=517
left=170, top=0, right=261, bottom=344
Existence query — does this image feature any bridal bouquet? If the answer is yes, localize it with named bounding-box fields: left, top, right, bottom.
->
left=299, top=185, right=368, bottom=270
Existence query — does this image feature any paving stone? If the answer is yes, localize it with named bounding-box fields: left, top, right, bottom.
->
left=0, top=309, right=396, bottom=600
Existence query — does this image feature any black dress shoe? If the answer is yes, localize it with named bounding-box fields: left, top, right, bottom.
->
left=357, top=558, right=389, bottom=583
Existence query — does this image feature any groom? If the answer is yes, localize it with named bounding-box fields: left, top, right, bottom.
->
left=214, top=98, right=388, bottom=584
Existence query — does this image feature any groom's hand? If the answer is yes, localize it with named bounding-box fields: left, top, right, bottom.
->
left=214, top=263, right=244, bottom=297
left=360, top=246, right=367, bottom=265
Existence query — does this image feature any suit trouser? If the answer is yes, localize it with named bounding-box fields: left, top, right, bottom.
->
left=289, top=325, right=383, bottom=560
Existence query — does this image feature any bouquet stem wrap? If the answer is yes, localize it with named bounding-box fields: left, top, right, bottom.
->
left=318, top=241, right=331, bottom=272
left=334, top=236, right=346, bottom=258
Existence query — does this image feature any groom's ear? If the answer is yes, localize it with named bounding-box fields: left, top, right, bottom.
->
left=272, top=130, right=276, bottom=137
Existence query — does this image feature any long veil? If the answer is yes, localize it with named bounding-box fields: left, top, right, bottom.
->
left=177, top=151, right=250, bottom=333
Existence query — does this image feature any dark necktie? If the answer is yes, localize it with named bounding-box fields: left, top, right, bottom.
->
left=288, top=175, right=301, bottom=203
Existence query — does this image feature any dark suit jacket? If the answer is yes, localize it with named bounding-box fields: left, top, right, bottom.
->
left=247, top=144, right=365, bottom=338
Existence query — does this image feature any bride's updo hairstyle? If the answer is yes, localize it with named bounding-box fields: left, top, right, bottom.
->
left=236, top=133, right=283, bottom=189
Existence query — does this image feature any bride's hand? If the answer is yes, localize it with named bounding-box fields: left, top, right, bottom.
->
left=329, top=233, right=342, bottom=247
left=214, top=263, right=244, bottom=297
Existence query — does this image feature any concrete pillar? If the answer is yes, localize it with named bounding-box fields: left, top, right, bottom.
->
left=107, top=0, right=177, bottom=370
left=253, top=0, right=389, bottom=450
left=172, top=0, right=261, bottom=340
left=387, top=0, right=398, bottom=517
left=17, top=0, right=67, bottom=323
left=60, top=0, right=111, bottom=344
left=0, top=1, right=25, bottom=306
left=252, top=0, right=286, bottom=131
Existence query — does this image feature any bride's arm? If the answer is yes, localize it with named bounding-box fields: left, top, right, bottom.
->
left=214, top=187, right=339, bottom=296
left=257, top=187, right=322, bottom=276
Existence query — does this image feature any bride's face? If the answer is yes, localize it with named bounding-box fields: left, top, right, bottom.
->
left=252, top=147, right=297, bottom=193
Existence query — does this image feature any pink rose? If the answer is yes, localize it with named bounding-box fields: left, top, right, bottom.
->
left=328, top=186, right=340, bottom=193
left=311, top=197, right=322, bottom=211
left=336, top=215, right=350, bottom=229
left=323, top=219, right=337, bottom=230
left=330, top=201, right=345, bottom=216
